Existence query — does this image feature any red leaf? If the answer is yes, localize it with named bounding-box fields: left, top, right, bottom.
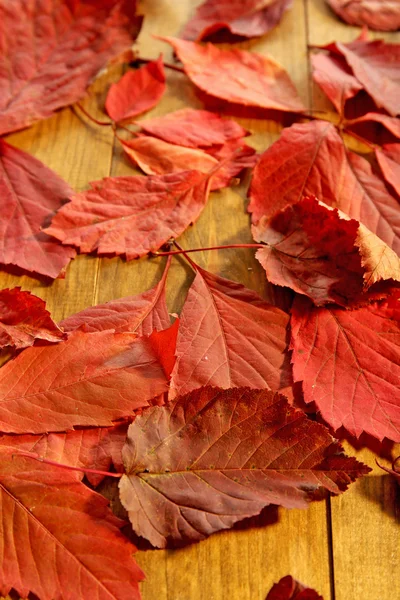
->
left=60, top=258, right=171, bottom=335
left=311, top=52, right=362, bottom=116
left=327, top=0, right=400, bottom=31
left=0, top=0, right=142, bottom=135
left=266, top=575, right=323, bottom=600
left=169, top=262, right=292, bottom=398
left=253, top=196, right=400, bottom=306
left=0, top=436, right=143, bottom=600
left=376, top=144, right=400, bottom=198
left=136, top=108, right=248, bottom=148
left=0, top=287, right=65, bottom=349
left=180, top=0, right=293, bottom=42
left=105, top=57, right=166, bottom=123
left=345, top=112, right=400, bottom=143
left=0, top=140, right=75, bottom=279
left=290, top=290, right=400, bottom=441
left=248, top=121, right=400, bottom=253
left=119, top=386, right=369, bottom=548
left=44, top=170, right=213, bottom=259
left=0, top=327, right=176, bottom=433
left=159, top=37, right=305, bottom=113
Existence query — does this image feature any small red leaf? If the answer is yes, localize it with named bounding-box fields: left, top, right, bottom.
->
left=376, top=144, right=400, bottom=198
left=345, top=113, right=400, bottom=143
left=266, top=575, right=323, bottom=599
left=311, top=52, right=362, bottom=115
left=105, top=56, right=166, bottom=123
left=0, top=287, right=65, bottom=349
left=327, top=0, right=400, bottom=32
left=119, top=387, right=369, bottom=548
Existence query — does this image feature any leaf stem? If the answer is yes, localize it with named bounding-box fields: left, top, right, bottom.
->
left=153, top=243, right=264, bottom=256
left=131, top=57, right=185, bottom=74
left=75, top=103, right=113, bottom=127
left=15, top=450, right=123, bottom=478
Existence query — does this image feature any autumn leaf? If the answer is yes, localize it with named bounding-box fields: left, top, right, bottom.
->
left=311, top=52, right=362, bottom=116
left=0, top=287, right=65, bottom=349
left=105, top=57, right=166, bottom=123
left=44, top=170, right=213, bottom=259
left=327, top=0, right=400, bottom=31
left=290, top=291, right=400, bottom=441
left=0, top=140, right=76, bottom=279
left=119, top=386, right=369, bottom=548
left=180, top=0, right=293, bottom=42
left=0, top=436, right=144, bottom=600
left=159, top=37, right=305, bottom=113
left=248, top=121, right=400, bottom=253
left=345, top=113, right=400, bottom=145
left=169, top=261, right=292, bottom=398
left=61, top=258, right=171, bottom=335
left=266, top=575, right=323, bottom=599
left=0, top=326, right=177, bottom=433
left=376, top=144, right=400, bottom=198
left=0, top=0, right=142, bottom=135
left=136, top=108, right=248, bottom=148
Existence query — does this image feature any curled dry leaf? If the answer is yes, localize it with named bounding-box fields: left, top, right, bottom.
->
left=266, top=575, right=323, bottom=599
left=0, top=140, right=75, bottom=279
left=159, top=36, right=305, bottom=113
left=105, top=56, right=166, bottom=123
left=181, top=0, right=293, bottom=42
left=0, top=436, right=143, bottom=600
left=0, top=287, right=65, bottom=349
left=327, top=0, right=400, bottom=32
left=290, top=291, right=400, bottom=441
left=376, top=144, right=400, bottom=198
left=0, top=326, right=177, bottom=433
left=169, top=262, right=292, bottom=398
left=119, top=386, right=369, bottom=548
left=44, top=170, right=213, bottom=259
left=0, top=0, right=142, bottom=135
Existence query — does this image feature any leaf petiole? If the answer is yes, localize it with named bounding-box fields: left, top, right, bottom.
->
left=153, top=243, right=264, bottom=256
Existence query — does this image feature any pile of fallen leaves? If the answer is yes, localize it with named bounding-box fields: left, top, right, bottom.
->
left=0, top=0, right=399, bottom=598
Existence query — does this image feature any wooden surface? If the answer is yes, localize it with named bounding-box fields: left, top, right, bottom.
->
left=1, top=1, right=399, bottom=598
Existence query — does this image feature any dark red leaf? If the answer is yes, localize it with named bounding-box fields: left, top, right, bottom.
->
left=311, top=52, right=362, bottom=115
left=266, top=575, right=323, bottom=599
left=0, top=0, right=142, bottom=135
left=105, top=56, right=166, bottom=123
left=0, top=140, right=75, bottom=279
left=0, top=287, right=65, bottom=349
left=180, top=0, right=293, bottom=42
left=159, top=37, right=305, bottom=113
left=327, top=0, right=400, bottom=31
left=376, top=144, right=400, bottom=198
left=44, top=170, right=213, bottom=259
left=345, top=113, right=400, bottom=143
left=119, top=386, right=369, bottom=547
left=290, top=290, right=400, bottom=441
left=0, top=436, right=143, bottom=600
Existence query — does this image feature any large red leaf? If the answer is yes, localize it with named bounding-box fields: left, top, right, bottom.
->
left=376, top=144, right=400, bottom=198
left=136, top=108, right=247, bottom=148
left=0, top=287, right=65, bottom=349
left=0, top=327, right=177, bottom=433
left=0, top=140, right=76, bottom=279
left=266, top=575, right=322, bottom=600
left=159, top=37, right=305, bottom=113
left=180, top=0, right=293, bottom=42
left=105, top=57, right=166, bottom=123
left=119, top=386, right=369, bottom=548
left=253, top=196, right=400, bottom=306
left=311, top=52, right=362, bottom=115
left=60, top=258, right=171, bottom=335
left=0, top=0, right=142, bottom=135
left=327, top=0, right=400, bottom=31
left=0, top=436, right=143, bottom=600
left=290, top=291, right=400, bottom=441
left=169, top=262, right=292, bottom=398
left=248, top=121, right=400, bottom=253
left=44, top=170, right=213, bottom=259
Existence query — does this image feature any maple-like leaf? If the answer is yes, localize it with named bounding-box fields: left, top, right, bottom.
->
left=311, top=53, right=362, bottom=115
left=105, top=57, right=166, bottom=123
left=136, top=108, right=247, bottom=148
left=376, top=144, right=400, bottom=198
left=266, top=575, right=323, bottom=600
left=119, top=386, right=369, bottom=548
left=0, top=0, right=142, bottom=135
left=0, top=140, right=76, bottom=279
left=180, top=0, right=293, bottom=42
left=169, top=262, right=292, bottom=398
left=0, top=326, right=177, bottom=433
left=0, top=287, right=65, bottom=349
left=159, top=37, right=305, bottom=113
left=61, top=258, right=171, bottom=335
left=253, top=195, right=400, bottom=306
left=290, top=291, right=400, bottom=441
left=44, top=170, right=213, bottom=259
left=248, top=121, right=400, bottom=253
left=327, top=0, right=400, bottom=31
left=0, top=436, right=144, bottom=600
